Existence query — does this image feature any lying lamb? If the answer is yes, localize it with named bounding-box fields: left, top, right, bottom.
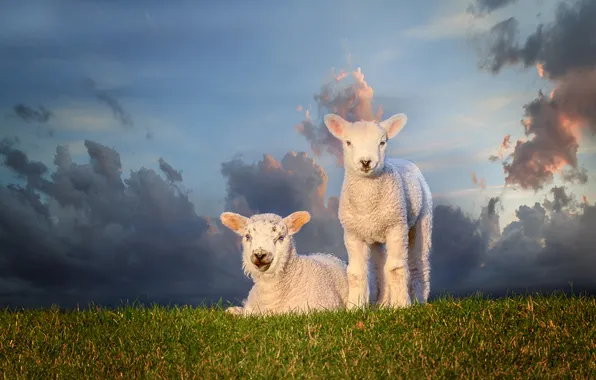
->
left=220, top=210, right=354, bottom=316
left=324, top=112, right=433, bottom=309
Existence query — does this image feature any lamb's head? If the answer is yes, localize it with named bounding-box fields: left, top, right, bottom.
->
left=219, top=211, right=311, bottom=278
left=324, top=113, right=408, bottom=177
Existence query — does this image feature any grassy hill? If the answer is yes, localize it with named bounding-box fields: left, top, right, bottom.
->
left=1, top=294, right=594, bottom=379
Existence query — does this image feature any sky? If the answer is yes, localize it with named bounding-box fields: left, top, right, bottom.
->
left=1, top=0, right=595, bottom=308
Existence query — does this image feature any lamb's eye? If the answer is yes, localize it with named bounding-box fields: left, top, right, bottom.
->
left=380, top=141, right=386, bottom=146
left=346, top=141, right=352, bottom=146
left=245, top=234, right=251, bottom=241
left=277, top=236, right=285, bottom=243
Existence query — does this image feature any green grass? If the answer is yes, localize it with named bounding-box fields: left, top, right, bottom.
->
left=0, top=294, right=595, bottom=379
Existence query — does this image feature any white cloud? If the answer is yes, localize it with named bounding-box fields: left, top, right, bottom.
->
left=390, top=136, right=471, bottom=158
left=403, top=11, right=495, bottom=41
left=476, top=92, right=529, bottom=113
left=433, top=184, right=504, bottom=199
left=52, top=103, right=121, bottom=132
left=368, top=48, right=403, bottom=69
left=66, top=140, right=88, bottom=156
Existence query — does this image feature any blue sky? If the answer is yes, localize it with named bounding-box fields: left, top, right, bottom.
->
left=1, top=0, right=594, bottom=227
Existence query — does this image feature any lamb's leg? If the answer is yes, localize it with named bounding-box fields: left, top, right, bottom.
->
left=370, top=243, right=389, bottom=307
left=344, top=231, right=371, bottom=309
left=232, top=287, right=261, bottom=316
left=385, top=225, right=411, bottom=308
left=407, top=224, right=419, bottom=304
left=409, top=212, right=432, bottom=304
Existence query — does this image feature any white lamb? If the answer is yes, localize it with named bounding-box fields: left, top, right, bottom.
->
left=220, top=210, right=353, bottom=316
left=323, top=112, right=433, bottom=309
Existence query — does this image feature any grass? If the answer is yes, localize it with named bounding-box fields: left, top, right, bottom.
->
left=0, top=294, right=595, bottom=379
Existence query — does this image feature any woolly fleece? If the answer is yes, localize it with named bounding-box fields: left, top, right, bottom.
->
left=220, top=211, right=358, bottom=316
left=324, top=113, right=433, bottom=309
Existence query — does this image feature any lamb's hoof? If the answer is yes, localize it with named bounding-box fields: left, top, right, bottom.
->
left=226, top=306, right=244, bottom=315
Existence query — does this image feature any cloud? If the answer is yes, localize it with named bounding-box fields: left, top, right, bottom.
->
left=477, top=17, right=531, bottom=74
left=0, top=138, right=347, bottom=308
left=479, top=0, right=596, bottom=77
left=84, top=78, right=134, bottom=128
left=220, top=151, right=345, bottom=258
left=46, top=105, right=121, bottom=133
left=467, top=0, right=518, bottom=16
left=471, top=172, right=486, bottom=190
left=0, top=138, right=48, bottom=186
left=2, top=133, right=596, bottom=307
left=294, top=68, right=383, bottom=166
left=501, top=70, right=596, bottom=190
left=543, top=186, right=574, bottom=213
left=476, top=93, right=528, bottom=113
left=433, top=184, right=504, bottom=200
left=477, top=0, right=596, bottom=190
left=413, top=149, right=492, bottom=172
left=13, top=103, right=53, bottom=123
left=432, top=196, right=596, bottom=297
left=368, top=48, right=404, bottom=70
left=2, top=54, right=595, bottom=308
left=158, top=157, right=183, bottom=183
left=489, top=134, right=511, bottom=162
left=403, top=8, right=496, bottom=41
left=562, top=166, right=588, bottom=185
left=431, top=205, right=488, bottom=291
left=0, top=138, right=251, bottom=308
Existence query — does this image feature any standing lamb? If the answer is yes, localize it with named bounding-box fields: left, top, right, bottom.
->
left=220, top=210, right=357, bottom=316
left=323, top=112, right=433, bottom=309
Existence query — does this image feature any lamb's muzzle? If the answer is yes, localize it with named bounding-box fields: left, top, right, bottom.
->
left=359, top=159, right=373, bottom=172
left=251, top=248, right=272, bottom=271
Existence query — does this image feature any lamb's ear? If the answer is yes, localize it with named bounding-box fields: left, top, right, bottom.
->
left=283, top=211, right=311, bottom=236
left=380, top=113, right=408, bottom=139
left=323, top=114, right=349, bottom=140
left=220, top=212, right=249, bottom=235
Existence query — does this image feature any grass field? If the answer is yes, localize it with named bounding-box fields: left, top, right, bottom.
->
left=0, top=294, right=594, bottom=379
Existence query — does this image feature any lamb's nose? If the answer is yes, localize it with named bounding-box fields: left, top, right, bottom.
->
left=360, top=159, right=372, bottom=169
left=253, top=249, right=267, bottom=260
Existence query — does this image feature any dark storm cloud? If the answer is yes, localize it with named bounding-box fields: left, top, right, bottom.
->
left=543, top=186, right=573, bottom=213
left=477, top=0, right=596, bottom=190
left=220, top=150, right=596, bottom=298
left=467, top=0, right=518, bottom=16
left=562, top=166, right=588, bottom=185
left=1, top=138, right=595, bottom=307
left=479, top=197, right=596, bottom=295
left=0, top=139, right=251, bottom=308
left=431, top=196, right=596, bottom=297
left=220, top=151, right=346, bottom=258
left=13, top=104, right=53, bottom=123
left=0, top=138, right=48, bottom=187
left=479, top=0, right=596, bottom=77
left=430, top=205, right=487, bottom=293
left=159, top=157, right=183, bottom=183
left=85, top=78, right=134, bottom=128
left=478, top=17, right=535, bottom=74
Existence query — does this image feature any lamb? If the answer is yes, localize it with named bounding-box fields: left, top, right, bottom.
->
left=323, top=112, right=433, bottom=309
left=220, top=210, right=354, bottom=316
